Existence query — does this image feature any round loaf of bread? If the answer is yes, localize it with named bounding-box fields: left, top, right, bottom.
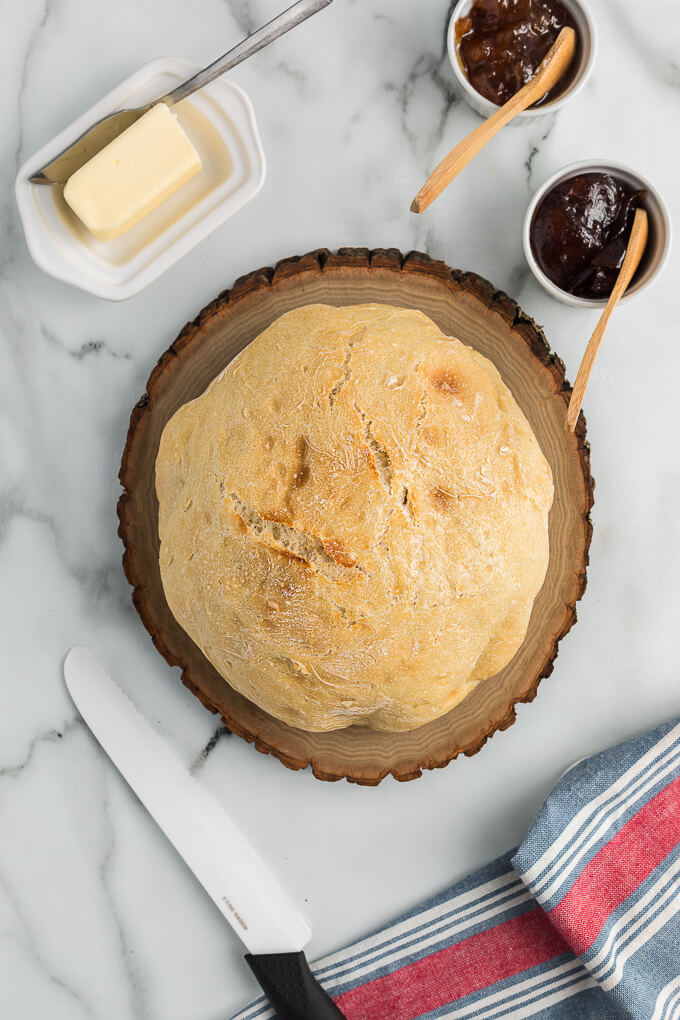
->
left=156, top=304, right=554, bottom=732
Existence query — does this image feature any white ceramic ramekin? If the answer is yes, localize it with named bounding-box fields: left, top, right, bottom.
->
left=523, top=159, right=672, bottom=308
left=15, top=58, right=266, bottom=301
left=447, top=0, right=597, bottom=121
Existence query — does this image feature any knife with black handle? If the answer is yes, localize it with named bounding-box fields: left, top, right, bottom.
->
left=64, top=646, right=345, bottom=1020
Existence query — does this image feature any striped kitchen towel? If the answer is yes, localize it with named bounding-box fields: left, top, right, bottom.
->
left=231, top=718, right=680, bottom=1020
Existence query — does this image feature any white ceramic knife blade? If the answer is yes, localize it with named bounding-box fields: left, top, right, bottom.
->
left=64, top=646, right=311, bottom=956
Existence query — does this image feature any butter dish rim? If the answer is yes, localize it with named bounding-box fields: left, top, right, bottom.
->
left=15, top=57, right=267, bottom=301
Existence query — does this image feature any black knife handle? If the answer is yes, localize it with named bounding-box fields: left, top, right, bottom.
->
left=245, top=951, right=346, bottom=1019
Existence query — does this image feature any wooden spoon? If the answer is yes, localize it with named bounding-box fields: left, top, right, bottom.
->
left=566, top=207, right=649, bottom=432
left=410, top=27, right=576, bottom=214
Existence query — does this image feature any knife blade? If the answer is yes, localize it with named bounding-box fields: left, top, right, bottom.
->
left=64, top=646, right=346, bottom=1019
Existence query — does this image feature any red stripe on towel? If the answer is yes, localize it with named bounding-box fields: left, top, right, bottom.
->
left=548, top=775, right=680, bottom=955
left=334, top=906, right=569, bottom=1020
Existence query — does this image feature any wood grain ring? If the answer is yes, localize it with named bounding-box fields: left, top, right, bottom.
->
left=118, top=248, right=594, bottom=785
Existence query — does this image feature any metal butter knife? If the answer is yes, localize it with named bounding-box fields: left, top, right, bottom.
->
left=31, top=0, right=332, bottom=185
left=64, top=647, right=345, bottom=1020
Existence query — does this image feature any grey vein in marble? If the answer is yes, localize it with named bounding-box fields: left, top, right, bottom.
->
left=222, top=0, right=258, bottom=38
left=73, top=563, right=133, bottom=618
left=524, top=116, right=557, bottom=186
left=190, top=725, right=232, bottom=774
left=69, top=340, right=132, bottom=363
left=13, top=1, right=49, bottom=170
left=0, top=1, right=49, bottom=279
left=0, top=489, right=57, bottom=547
left=98, top=773, right=146, bottom=1020
left=0, top=871, right=94, bottom=1019
left=0, top=492, right=128, bottom=617
left=40, top=325, right=131, bottom=362
left=0, top=722, right=95, bottom=1017
left=0, top=719, right=78, bottom=778
left=381, top=2, right=460, bottom=171
left=269, top=58, right=310, bottom=98
left=384, top=51, right=459, bottom=168
left=504, top=261, right=533, bottom=302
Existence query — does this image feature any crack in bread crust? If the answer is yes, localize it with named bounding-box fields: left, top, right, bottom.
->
left=362, top=419, right=393, bottom=493
left=328, top=327, right=362, bottom=407
left=229, top=493, right=362, bottom=581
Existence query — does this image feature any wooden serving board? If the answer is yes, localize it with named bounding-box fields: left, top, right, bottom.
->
left=118, top=249, right=593, bottom=785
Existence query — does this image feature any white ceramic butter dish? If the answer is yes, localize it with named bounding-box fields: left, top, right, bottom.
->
left=15, top=58, right=266, bottom=300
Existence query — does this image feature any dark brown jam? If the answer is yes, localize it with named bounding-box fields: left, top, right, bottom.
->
left=530, top=173, right=647, bottom=299
left=456, top=0, right=579, bottom=107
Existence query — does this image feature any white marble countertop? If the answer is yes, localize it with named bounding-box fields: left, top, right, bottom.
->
left=2, top=1, right=679, bottom=1017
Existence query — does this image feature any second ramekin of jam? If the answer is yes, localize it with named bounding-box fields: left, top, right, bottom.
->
left=523, top=160, right=672, bottom=308
left=447, top=0, right=597, bottom=121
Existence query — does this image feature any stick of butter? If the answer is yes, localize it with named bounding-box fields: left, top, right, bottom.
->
left=63, top=104, right=202, bottom=241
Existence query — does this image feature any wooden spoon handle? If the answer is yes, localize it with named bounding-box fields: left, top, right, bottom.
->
left=411, top=27, right=576, bottom=214
left=410, top=89, right=537, bottom=214
left=566, top=207, right=649, bottom=432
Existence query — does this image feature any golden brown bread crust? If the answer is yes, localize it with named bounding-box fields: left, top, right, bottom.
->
left=155, top=304, right=554, bottom=732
